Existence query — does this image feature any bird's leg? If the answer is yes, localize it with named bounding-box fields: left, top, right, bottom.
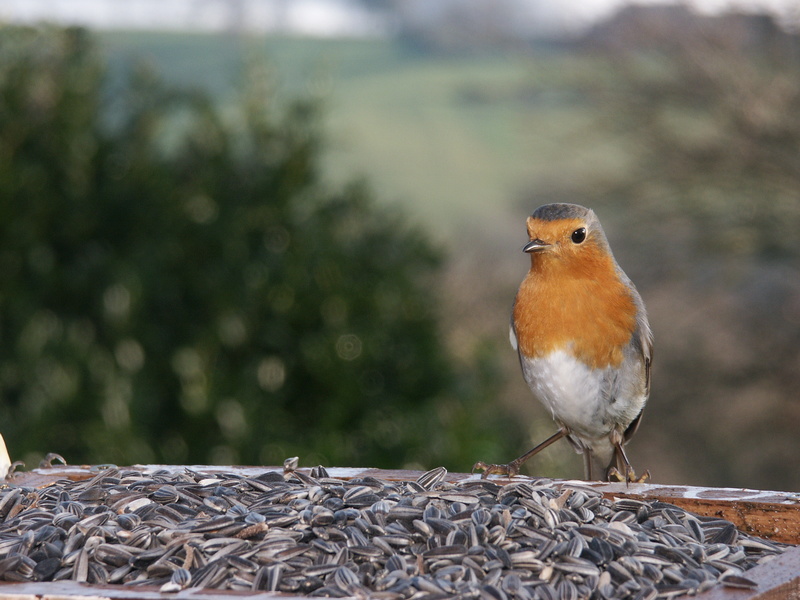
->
left=582, top=448, right=595, bottom=481
left=472, top=427, right=568, bottom=479
left=606, top=431, right=650, bottom=484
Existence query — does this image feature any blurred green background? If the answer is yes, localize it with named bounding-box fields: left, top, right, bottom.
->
left=1, top=2, right=799, bottom=491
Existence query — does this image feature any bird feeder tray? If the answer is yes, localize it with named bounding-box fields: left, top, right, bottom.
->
left=0, top=465, right=797, bottom=600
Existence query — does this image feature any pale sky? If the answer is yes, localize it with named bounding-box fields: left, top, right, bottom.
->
left=1, top=0, right=798, bottom=34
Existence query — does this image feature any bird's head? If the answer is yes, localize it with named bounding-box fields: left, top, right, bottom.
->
left=523, top=203, right=612, bottom=270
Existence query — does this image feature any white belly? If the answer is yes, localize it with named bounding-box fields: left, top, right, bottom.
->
left=518, top=349, right=645, bottom=460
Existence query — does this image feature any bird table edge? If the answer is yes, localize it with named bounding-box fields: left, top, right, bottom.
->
left=0, top=579, right=311, bottom=599
left=692, top=544, right=800, bottom=600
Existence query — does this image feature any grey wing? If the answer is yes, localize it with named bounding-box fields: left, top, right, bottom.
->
left=624, top=297, right=653, bottom=444
left=616, top=264, right=653, bottom=393
left=618, top=270, right=653, bottom=442
left=635, top=302, right=653, bottom=398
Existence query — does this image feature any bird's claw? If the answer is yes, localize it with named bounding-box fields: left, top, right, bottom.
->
left=39, top=453, right=67, bottom=469
left=607, top=466, right=650, bottom=484
left=5, top=461, right=25, bottom=480
left=471, top=461, right=520, bottom=479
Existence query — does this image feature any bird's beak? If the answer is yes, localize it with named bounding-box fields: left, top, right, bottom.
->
left=523, top=239, right=550, bottom=253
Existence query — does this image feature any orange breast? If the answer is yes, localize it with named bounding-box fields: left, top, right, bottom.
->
left=513, top=248, right=638, bottom=370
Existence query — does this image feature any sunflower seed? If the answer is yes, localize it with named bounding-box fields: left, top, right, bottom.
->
left=720, top=573, right=758, bottom=589
left=160, top=567, right=192, bottom=593
left=413, top=466, right=445, bottom=489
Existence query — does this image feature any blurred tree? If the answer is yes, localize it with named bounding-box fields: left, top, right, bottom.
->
left=582, top=7, right=800, bottom=264
left=0, top=25, right=518, bottom=470
left=540, top=8, right=800, bottom=490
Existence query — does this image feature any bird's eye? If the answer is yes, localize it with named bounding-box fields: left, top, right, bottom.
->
left=571, top=228, right=587, bottom=244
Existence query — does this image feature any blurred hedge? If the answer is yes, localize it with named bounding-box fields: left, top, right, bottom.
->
left=0, top=26, right=515, bottom=469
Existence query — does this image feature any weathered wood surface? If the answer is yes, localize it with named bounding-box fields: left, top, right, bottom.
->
left=0, top=579, right=303, bottom=599
left=693, top=544, right=800, bottom=600
left=1, top=464, right=798, bottom=600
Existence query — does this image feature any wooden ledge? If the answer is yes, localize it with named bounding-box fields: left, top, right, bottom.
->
left=693, top=544, right=800, bottom=600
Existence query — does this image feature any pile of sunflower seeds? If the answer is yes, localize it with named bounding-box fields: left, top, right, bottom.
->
left=0, top=464, right=787, bottom=599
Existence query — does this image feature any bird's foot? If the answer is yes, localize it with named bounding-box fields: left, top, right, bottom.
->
left=607, top=466, right=650, bottom=484
left=5, top=461, right=25, bottom=480
left=471, top=461, right=521, bottom=479
left=39, top=453, right=67, bottom=469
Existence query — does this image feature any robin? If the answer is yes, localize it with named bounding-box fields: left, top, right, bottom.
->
left=473, top=203, right=653, bottom=482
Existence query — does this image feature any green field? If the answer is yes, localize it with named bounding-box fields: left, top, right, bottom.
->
left=98, top=33, right=614, bottom=243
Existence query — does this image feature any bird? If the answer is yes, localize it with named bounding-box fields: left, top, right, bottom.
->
left=473, top=203, right=652, bottom=482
